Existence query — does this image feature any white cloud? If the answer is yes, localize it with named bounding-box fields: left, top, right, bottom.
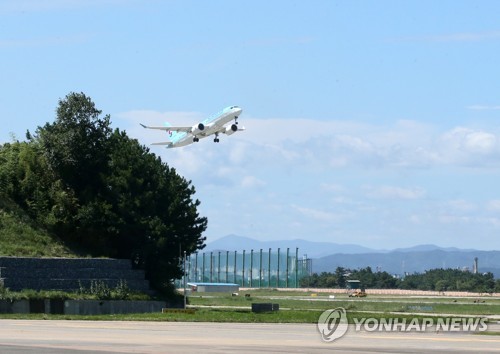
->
left=0, top=35, right=90, bottom=48
left=487, top=200, right=500, bottom=212
left=119, top=110, right=500, bottom=172
left=438, top=214, right=472, bottom=224
left=437, top=214, right=500, bottom=229
left=0, top=0, right=132, bottom=14
left=366, top=186, right=425, bottom=200
left=241, top=176, right=266, bottom=188
left=394, top=31, right=500, bottom=43
left=446, top=200, right=477, bottom=212
left=409, top=214, right=422, bottom=224
left=467, top=105, right=500, bottom=110
left=320, top=183, right=345, bottom=193
left=437, top=127, right=499, bottom=166
left=292, top=205, right=348, bottom=222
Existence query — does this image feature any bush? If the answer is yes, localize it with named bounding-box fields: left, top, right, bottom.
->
left=78, top=279, right=136, bottom=300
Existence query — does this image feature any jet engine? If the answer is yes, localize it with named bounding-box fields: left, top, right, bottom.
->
left=191, top=123, right=205, bottom=135
left=224, top=124, right=238, bottom=136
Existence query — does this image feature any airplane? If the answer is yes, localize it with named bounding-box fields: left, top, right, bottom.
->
left=140, top=105, right=245, bottom=148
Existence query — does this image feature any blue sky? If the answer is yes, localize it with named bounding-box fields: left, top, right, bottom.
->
left=2, top=0, right=500, bottom=250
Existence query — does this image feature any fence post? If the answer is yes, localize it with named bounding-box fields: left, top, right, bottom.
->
left=217, top=251, right=221, bottom=283
left=242, top=250, right=245, bottom=287
left=286, top=248, right=289, bottom=288
left=250, top=249, right=253, bottom=288
left=210, top=252, right=213, bottom=283
left=277, top=248, right=280, bottom=288
left=226, top=250, right=229, bottom=283
left=234, top=251, right=237, bottom=283
left=259, top=249, right=263, bottom=288
left=295, top=248, right=299, bottom=288
left=268, top=248, right=271, bottom=288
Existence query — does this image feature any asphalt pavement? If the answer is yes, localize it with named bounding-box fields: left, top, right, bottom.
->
left=0, top=320, right=499, bottom=353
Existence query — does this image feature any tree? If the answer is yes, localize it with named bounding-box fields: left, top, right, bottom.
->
left=36, top=92, right=112, bottom=199
left=102, top=130, right=207, bottom=288
left=335, top=267, right=347, bottom=288
left=400, top=269, right=496, bottom=293
left=4, top=92, right=207, bottom=295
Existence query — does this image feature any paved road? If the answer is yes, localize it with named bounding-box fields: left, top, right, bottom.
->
left=0, top=320, right=499, bottom=353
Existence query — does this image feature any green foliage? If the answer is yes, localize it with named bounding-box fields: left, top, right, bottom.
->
left=115, top=280, right=131, bottom=300
left=36, top=92, right=112, bottom=197
left=0, top=283, right=10, bottom=300
left=0, top=197, right=74, bottom=257
left=0, top=285, right=150, bottom=302
left=301, top=266, right=495, bottom=293
left=349, top=266, right=399, bottom=289
left=300, top=266, right=398, bottom=289
left=400, top=269, right=496, bottom=293
left=77, top=280, right=135, bottom=300
left=0, top=92, right=207, bottom=294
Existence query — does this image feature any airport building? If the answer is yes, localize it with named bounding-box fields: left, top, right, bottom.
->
left=187, top=282, right=239, bottom=293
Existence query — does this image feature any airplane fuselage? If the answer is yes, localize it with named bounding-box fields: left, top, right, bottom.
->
left=141, top=105, right=244, bottom=148
left=167, top=106, right=242, bottom=148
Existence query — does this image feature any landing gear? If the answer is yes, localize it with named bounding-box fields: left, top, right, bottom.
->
left=234, top=116, right=239, bottom=125
left=214, top=133, right=220, bottom=143
left=193, top=137, right=200, bottom=142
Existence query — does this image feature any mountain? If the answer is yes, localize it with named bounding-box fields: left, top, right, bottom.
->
left=391, top=244, right=476, bottom=253
left=203, top=235, right=500, bottom=278
left=313, top=249, right=500, bottom=278
left=204, top=234, right=378, bottom=258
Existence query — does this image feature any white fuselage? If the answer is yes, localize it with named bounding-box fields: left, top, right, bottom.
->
left=168, top=106, right=242, bottom=148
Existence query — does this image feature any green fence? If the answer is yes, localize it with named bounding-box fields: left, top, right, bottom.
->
left=180, top=248, right=312, bottom=288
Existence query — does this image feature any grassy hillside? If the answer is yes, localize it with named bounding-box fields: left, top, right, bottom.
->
left=0, top=197, right=76, bottom=257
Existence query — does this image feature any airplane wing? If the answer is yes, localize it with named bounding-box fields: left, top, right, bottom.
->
left=151, top=142, right=172, bottom=146
left=140, top=123, right=192, bottom=133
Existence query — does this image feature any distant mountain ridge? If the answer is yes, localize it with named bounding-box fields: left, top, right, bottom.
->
left=313, top=249, right=500, bottom=278
left=204, top=234, right=377, bottom=258
left=204, top=235, right=486, bottom=258
left=204, top=235, right=500, bottom=278
left=391, top=244, right=477, bottom=253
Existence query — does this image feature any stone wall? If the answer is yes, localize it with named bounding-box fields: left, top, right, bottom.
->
left=0, top=257, right=150, bottom=292
left=0, top=299, right=167, bottom=314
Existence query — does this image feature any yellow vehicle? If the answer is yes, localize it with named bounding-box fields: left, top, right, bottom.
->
left=348, top=288, right=367, bottom=297
left=346, top=280, right=366, bottom=297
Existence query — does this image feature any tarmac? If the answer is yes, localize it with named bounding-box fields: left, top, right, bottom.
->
left=0, top=320, right=499, bottom=353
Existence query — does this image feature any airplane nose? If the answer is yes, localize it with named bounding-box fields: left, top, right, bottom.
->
left=235, top=107, right=243, bottom=116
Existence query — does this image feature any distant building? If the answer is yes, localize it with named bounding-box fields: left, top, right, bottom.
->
left=187, top=282, right=239, bottom=293
left=346, top=279, right=361, bottom=290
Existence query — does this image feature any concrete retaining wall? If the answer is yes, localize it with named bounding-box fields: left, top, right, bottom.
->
left=64, top=300, right=166, bottom=315
left=0, top=299, right=166, bottom=314
left=0, top=257, right=150, bottom=292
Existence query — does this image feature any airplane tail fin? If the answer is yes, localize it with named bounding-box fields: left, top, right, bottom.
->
left=163, top=122, right=184, bottom=142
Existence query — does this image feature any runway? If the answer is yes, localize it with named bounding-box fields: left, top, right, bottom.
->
left=0, top=320, right=499, bottom=353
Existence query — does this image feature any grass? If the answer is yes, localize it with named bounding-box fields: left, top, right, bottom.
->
left=0, top=308, right=492, bottom=326
left=476, top=331, right=500, bottom=336
left=0, top=289, right=498, bottom=330
left=0, top=200, right=76, bottom=257
left=187, top=291, right=500, bottom=316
